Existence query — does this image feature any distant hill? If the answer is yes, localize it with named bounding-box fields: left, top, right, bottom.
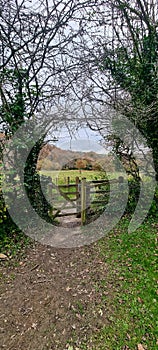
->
left=37, top=144, right=115, bottom=172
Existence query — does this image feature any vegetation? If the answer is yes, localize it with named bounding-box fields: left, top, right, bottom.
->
left=98, top=1, right=158, bottom=183
left=0, top=210, right=32, bottom=258
left=0, top=2, right=157, bottom=348
left=37, top=144, right=115, bottom=173
left=92, top=218, right=158, bottom=350
left=65, top=218, right=158, bottom=350
left=1, top=1, right=157, bottom=236
left=40, top=169, right=110, bottom=184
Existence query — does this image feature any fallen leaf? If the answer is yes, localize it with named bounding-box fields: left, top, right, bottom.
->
left=137, top=297, right=143, bottom=303
left=98, top=308, right=103, bottom=316
left=137, top=344, right=145, bottom=350
left=0, top=253, right=8, bottom=260
left=66, top=286, right=71, bottom=292
left=31, top=322, right=37, bottom=329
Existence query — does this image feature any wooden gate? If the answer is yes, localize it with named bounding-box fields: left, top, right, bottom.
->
left=47, top=176, right=124, bottom=225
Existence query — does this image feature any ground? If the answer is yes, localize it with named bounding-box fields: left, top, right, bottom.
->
left=0, top=241, right=112, bottom=350
left=0, top=219, right=157, bottom=350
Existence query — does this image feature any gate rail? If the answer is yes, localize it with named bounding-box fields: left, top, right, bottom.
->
left=47, top=176, right=124, bottom=225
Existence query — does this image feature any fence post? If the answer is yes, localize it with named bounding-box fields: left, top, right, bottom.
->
left=48, top=181, right=53, bottom=215
left=81, top=178, right=86, bottom=225
left=76, top=176, right=80, bottom=216
left=48, top=182, right=52, bottom=200
left=86, top=182, right=90, bottom=211
left=67, top=176, right=70, bottom=192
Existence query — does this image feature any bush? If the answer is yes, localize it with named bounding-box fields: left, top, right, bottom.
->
left=126, top=177, right=158, bottom=218
left=148, top=185, right=158, bottom=218
left=126, top=177, right=140, bottom=214
left=0, top=192, right=8, bottom=224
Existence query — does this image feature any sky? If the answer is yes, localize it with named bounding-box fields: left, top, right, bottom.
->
left=49, top=126, right=110, bottom=154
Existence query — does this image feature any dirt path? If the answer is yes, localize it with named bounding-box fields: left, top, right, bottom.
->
left=57, top=205, right=81, bottom=228
left=54, top=201, right=81, bottom=228
left=0, top=241, right=113, bottom=350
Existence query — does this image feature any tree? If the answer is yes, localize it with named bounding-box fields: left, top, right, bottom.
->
left=0, top=0, right=101, bottom=224
left=66, top=0, right=158, bottom=182
left=0, top=0, right=100, bottom=134
left=76, top=158, right=87, bottom=172
left=103, top=0, right=158, bottom=181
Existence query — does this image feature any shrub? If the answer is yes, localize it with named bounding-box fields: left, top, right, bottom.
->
left=0, top=192, right=7, bottom=224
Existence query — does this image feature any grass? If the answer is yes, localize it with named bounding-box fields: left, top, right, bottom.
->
left=39, top=169, right=124, bottom=185
left=40, top=169, right=105, bottom=184
left=91, top=217, right=158, bottom=350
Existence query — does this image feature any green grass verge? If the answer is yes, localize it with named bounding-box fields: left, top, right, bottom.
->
left=92, top=217, right=158, bottom=350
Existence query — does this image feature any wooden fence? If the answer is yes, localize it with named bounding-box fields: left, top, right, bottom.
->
left=47, top=176, right=124, bottom=225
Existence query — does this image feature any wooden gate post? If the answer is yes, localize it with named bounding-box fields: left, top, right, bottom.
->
left=86, top=182, right=90, bottom=210
left=48, top=181, right=53, bottom=215
left=48, top=182, right=52, bottom=201
left=81, top=178, right=86, bottom=225
left=76, top=176, right=80, bottom=216
left=67, top=176, right=70, bottom=192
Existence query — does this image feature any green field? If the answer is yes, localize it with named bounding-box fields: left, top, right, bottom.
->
left=39, top=169, right=124, bottom=184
